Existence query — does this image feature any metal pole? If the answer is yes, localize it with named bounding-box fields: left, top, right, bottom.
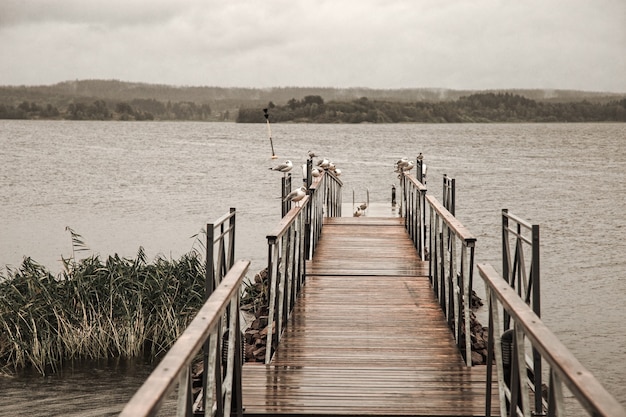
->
left=228, top=207, right=236, bottom=270
left=532, top=224, right=542, bottom=415
left=202, top=222, right=215, bottom=417
left=502, top=209, right=510, bottom=330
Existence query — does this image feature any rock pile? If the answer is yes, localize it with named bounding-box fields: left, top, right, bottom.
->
left=241, top=268, right=273, bottom=362
left=462, top=290, right=490, bottom=365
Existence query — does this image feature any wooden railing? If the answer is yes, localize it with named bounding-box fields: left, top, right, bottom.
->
left=320, top=169, right=343, bottom=218
left=399, top=173, right=427, bottom=260
left=479, top=263, right=626, bottom=417
left=307, top=170, right=341, bottom=258
left=120, top=259, right=250, bottom=417
left=122, top=209, right=245, bottom=417
left=426, top=193, right=476, bottom=366
left=443, top=174, right=455, bottom=215
left=265, top=168, right=342, bottom=363
left=502, top=209, right=540, bottom=316
left=265, top=195, right=309, bottom=363
left=501, top=210, right=543, bottom=415
left=206, top=208, right=236, bottom=292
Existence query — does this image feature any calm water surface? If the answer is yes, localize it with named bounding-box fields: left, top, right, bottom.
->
left=1, top=121, right=625, bottom=414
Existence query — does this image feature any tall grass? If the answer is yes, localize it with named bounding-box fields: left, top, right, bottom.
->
left=0, top=249, right=206, bottom=375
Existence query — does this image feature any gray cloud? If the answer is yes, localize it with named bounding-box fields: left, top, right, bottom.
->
left=1, top=0, right=625, bottom=91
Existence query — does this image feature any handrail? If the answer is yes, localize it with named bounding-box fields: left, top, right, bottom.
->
left=264, top=168, right=342, bottom=363
left=426, top=193, right=476, bottom=366
left=479, top=263, right=626, bottom=417
left=399, top=173, right=427, bottom=260
left=320, top=169, right=343, bottom=218
left=502, top=209, right=540, bottom=315
left=207, top=207, right=236, bottom=293
left=307, top=174, right=327, bottom=258
left=501, top=209, right=542, bottom=415
left=443, top=174, right=455, bottom=215
left=120, top=259, right=250, bottom=417
left=265, top=197, right=310, bottom=363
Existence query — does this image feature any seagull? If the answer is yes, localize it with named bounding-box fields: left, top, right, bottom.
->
left=359, top=202, right=368, bottom=211
left=417, top=152, right=424, bottom=161
left=395, top=157, right=409, bottom=172
left=269, top=160, right=293, bottom=174
left=308, top=150, right=318, bottom=159
left=334, top=168, right=342, bottom=176
left=284, top=186, right=307, bottom=206
left=316, top=158, right=330, bottom=169
left=311, top=167, right=321, bottom=177
left=354, top=207, right=363, bottom=217
left=395, top=160, right=414, bottom=173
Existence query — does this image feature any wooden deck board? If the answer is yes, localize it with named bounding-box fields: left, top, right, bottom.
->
left=242, top=217, right=498, bottom=416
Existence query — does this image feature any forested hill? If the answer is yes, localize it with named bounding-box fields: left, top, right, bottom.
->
left=0, top=79, right=624, bottom=122
left=238, top=94, right=626, bottom=123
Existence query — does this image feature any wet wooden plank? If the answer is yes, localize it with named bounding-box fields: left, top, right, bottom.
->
left=242, top=217, right=498, bottom=416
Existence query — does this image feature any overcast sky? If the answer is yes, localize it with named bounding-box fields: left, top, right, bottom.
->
left=1, top=0, right=625, bottom=92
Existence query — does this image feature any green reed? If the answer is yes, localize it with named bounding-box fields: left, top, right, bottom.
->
left=0, top=250, right=206, bottom=375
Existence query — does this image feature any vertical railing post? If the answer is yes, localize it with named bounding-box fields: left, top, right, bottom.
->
left=265, top=237, right=277, bottom=364
left=281, top=174, right=292, bottom=217
left=419, top=188, right=426, bottom=260
left=531, top=224, right=542, bottom=416
left=304, top=160, right=313, bottom=260
left=202, top=221, right=215, bottom=416
left=416, top=159, right=423, bottom=184
left=228, top=207, right=236, bottom=270
left=443, top=174, right=456, bottom=216
left=501, top=209, right=511, bottom=330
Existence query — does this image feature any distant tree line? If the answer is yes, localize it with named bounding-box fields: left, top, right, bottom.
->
left=3, top=92, right=626, bottom=123
left=0, top=99, right=213, bottom=121
left=238, top=93, right=626, bottom=123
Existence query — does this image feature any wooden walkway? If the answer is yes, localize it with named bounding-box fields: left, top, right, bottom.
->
left=242, top=217, right=498, bottom=416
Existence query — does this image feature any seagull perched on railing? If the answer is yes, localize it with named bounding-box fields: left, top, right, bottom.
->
left=316, top=158, right=330, bottom=169
left=395, top=157, right=409, bottom=172
left=284, top=186, right=307, bottom=206
left=395, top=159, right=414, bottom=174
left=269, top=160, right=293, bottom=174
left=308, top=150, right=318, bottom=159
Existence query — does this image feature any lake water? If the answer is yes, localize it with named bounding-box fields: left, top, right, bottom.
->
left=1, top=120, right=625, bottom=415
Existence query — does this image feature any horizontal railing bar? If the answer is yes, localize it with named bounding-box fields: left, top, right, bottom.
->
left=210, top=210, right=237, bottom=230
left=504, top=225, right=533, bottom=245
left=404, top=174, right=427, bottom=191
left=426, top=194, right=476, bottom=245
left=120, top=259, right=250, bottom=417
left=267, top=196, right=310, bottom=241
left=213, top=224, right=235, bottom=244
left=503, top=211, right=533, bottom=230
left=478, top=263, right=626, bottom=417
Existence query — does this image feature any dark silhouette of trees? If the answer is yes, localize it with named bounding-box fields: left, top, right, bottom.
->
left=237, top=93, right=626, bottom=123
left=1, top=82, right=624, bottom=123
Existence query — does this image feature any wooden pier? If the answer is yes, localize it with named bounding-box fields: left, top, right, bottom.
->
left=241, top=217, right=497, bottom=416
left=122, top=166, right=626, bottom=417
